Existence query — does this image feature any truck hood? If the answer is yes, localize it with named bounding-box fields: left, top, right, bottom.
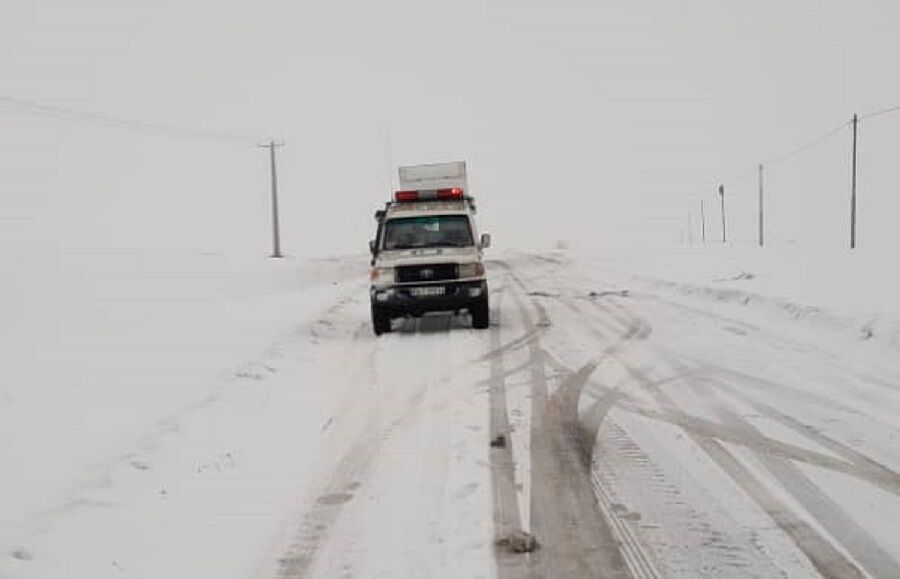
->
left=375, top=246, right=480, bottom=268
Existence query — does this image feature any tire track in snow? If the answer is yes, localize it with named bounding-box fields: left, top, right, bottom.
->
left=603, top=295, right=900, bottom=496
left=272, top=331, right=449, bottom=576
left=678, top=363, right=900, bottom=578
left=503, top=254, right=663, bottom=579
left=506, top=273, right=633, bottom=579
left=598, top=298, right=899, bottom=488
left=486, top=279, right=531, bottom=578
left=632, top=291, right=900, bottom=416
left=271, top=338, right=387, bottom=579
left=638, top=283, right=900, bottom=401
left=587, top=297, right=871, bottom=579
left=508, top=254, right=900, bottom=578
left=272, top=288, right=501, bottom=577
left=708, top=371, right=900, bottom=498
left=624, top=371, right=865, bottom=578
left=273, top=354, right=454, bottom=577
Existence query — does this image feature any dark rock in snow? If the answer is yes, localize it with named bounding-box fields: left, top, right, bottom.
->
left=497, top=530, right=538, bottom=553
left=588, top=289, right=630, bottom=299
left=11, top=548, right=33, bottom=561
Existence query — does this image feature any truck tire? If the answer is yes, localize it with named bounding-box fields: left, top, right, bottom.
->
left=372, top=306, right=391, bottom=336
left=471, top=299, right=490, bottom=329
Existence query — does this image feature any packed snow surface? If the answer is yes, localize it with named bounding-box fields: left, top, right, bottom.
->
left=1, top=246, right=899, bottom=578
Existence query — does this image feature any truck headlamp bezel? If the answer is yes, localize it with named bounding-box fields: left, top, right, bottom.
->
left=458, top=262, right=485, bottom=279
left=370, top=266, right=395, bottom=284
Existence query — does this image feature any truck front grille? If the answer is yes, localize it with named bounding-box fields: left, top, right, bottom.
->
left=396, top=263, right=458, bottom=283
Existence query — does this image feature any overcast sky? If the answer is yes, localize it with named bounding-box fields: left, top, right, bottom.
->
left=2, top=0, right=899, bottom=257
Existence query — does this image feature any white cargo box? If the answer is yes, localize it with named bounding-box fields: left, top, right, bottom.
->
left=398, top=161, right=468, bottom=192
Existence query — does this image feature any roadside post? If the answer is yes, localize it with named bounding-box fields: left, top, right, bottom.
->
left=718, top=184, right=726, bottom=243
left=259, top=140, right=285, bottom=258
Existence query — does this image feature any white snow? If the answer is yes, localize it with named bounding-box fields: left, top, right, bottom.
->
left=584, top=244, right=900, bottom=356
left=2, top=243, right=900, bottom=578
left=0, top=248, right=364, bottom=578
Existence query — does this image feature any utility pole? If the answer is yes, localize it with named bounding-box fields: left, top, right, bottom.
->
left=850, top=113, right=858, bottom=249
left=758, top=164, right=765, bottom=247
left=700, top=199, right=707, bottom=243
left=259, top=140, right=285, bottom=258
left=718, top=184, right=726, bottom=243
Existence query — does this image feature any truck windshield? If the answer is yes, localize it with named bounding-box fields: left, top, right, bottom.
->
left=382, top=215, right=473, bottom=250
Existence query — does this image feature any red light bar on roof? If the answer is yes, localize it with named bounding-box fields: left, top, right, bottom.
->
left=394, top=188, right=464, bottom=202
left=394, top=190, right=419, bottom=201
left=437, top=187, right=463, bottom=199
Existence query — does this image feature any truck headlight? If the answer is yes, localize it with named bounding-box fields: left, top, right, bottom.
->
left=370, top=266, right=395, bottom=284
left=458, top=262, right=485, bottom=278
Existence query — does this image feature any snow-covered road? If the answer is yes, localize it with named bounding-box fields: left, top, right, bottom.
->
left=267, top=252, right=900, bottom=578
left=4, top=251, right=900, bottom=578
left=491, top=254, right=900, bottom=579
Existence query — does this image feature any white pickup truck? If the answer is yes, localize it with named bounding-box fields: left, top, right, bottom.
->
left=368, top=161, right=491, bottom=335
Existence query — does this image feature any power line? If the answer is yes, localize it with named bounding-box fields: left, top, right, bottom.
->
left=719, top=117, right=849, bottom=187
left=0, top=95, right=272, bottom=144
left=714, top=103, right=900, bottom=250
left=763, top=120, right=849, bottom=166
left=731, top=103, right=900, bottom=179
left=859, top=103, right=900, bottom=121
left=728, top=168, right=758, bottom=186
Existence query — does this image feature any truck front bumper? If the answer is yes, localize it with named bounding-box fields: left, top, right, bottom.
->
left=370, top=280, right=488, bottom=317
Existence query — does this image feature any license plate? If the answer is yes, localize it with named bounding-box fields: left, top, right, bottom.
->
left=409, top=286, right=445, bottom=297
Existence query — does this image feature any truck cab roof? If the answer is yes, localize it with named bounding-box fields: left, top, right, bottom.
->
left=382, top=199, right=474, bottom=220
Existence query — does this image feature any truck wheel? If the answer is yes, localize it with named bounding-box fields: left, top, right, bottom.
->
left=471, top=299, right=490, bottom=329
left=372, top=306, right=391, bottom=336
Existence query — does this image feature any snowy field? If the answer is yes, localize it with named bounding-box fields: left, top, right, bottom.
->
left=0, top=249, right=367, bottom=578
left=587, top=244, right=900, bottom=363
left=2, top=246, right=899, bottom=578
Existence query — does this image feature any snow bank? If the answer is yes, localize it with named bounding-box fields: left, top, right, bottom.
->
left=575, top=244, right=900, bottom=355
left=0, top=247, right=365, bottom=577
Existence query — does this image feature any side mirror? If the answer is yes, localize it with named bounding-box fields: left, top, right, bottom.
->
left=480, top=233, right=491, bottom=249
left=368, top=239, right=376, bottom=254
